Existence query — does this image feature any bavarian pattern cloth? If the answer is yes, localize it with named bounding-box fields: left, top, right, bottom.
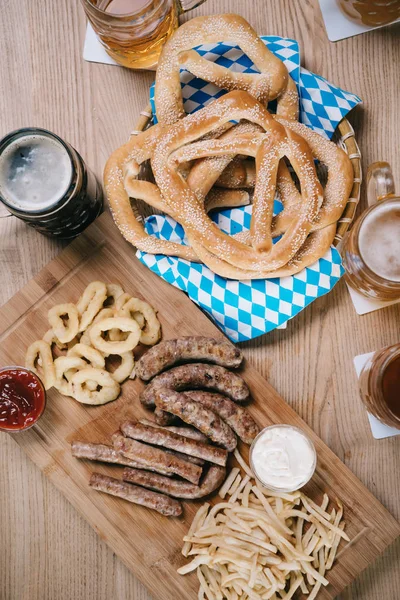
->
left=136, top=36, right=362, bottom=342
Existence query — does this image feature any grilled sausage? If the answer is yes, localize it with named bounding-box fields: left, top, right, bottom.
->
left=89, top=473, right=182, bottom=517
left=139, top=418, right=209, bottom=443
left=123, top=465, right=226, bottom=499
left=136, top=336, right=243, bottom=381
left=71, top=440, right=171, bottom=477
left=184, top=391, right=260, bottom=445
left=140, top=363, right=250, bottom=408
left=113, top=433, right=202, bottom=484
left=120, top=420, right=228, bottom=466
left=154, top=388, right=237, bottom=451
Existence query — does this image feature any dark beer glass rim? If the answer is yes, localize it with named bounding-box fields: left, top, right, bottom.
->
left=81, top=0, right=156, bottom=18
left=0, top=127, right=76, bottom=217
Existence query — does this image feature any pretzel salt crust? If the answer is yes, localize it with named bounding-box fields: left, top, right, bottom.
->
left=152, top=91, right=323, bottom=271
left=154, top=14, right=298, bottom=125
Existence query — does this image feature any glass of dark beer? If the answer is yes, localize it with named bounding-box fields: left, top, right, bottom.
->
left=0, top=128, right=103, bottom=238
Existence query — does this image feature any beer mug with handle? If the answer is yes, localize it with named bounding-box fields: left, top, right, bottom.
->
left=341, top=162, right=400, bottom=301
left=81, top=0, right=208, bottom=69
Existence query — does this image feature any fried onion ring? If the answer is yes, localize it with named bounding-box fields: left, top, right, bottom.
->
left=54, top=356, right=87, bottom=396
left=105, top=283, right=124, bottom=308
left=76, top=281, right=107, bottom=332
left=108, top=351, right=135, bottom=383
left=25, top=340, right=56, bottom=390
left=119, top=297, right=161, bottom=346
left=65, top=343, right=106, bottom=381
left=48, top=303, right=79, bottom=344
left=42, top=328, right=80, bottom=352
left=71, top=368, right=120, bottom=405
left=80, top=308, right=115, bottom=345
left=89, top=317, right=141, bottom=355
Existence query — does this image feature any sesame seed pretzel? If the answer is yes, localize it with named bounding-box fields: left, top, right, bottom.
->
left=155, top=14, right=298, bottom=125
left=151, top=91, right=322, bottom=272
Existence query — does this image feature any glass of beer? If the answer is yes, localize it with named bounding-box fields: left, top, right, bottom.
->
left=359, top=343, right=400, bottom=429
left=81, top=0, right=208, bottom=70
left=0, top=128, right=103, bottom=238
left=341, top=161, right=400, bottom=301
left=336, top=0, right=400, bottom=27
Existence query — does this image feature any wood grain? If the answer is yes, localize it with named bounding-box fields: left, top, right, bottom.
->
left=0, top=211, right=399, bottom=600
left=0, top=1, right=399, bottom=599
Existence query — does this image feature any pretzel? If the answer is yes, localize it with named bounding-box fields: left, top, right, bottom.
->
left=152, top=91, right=322, bottom=271
left=215, top=157, right=256, bottom=189
left=275, top=117, right=354, bottom=230
left=154, top=14, right=298, bottom=125
left=105, top=124, right=198, bottom=260
left=186, top=223, right=337, bottom=280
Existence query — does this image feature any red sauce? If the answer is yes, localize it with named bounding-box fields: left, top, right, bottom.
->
left=0, top=367, right=46, bottom=431
left=382, top=355, right=400, bottom=420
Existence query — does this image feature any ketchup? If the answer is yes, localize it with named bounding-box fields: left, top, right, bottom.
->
left=0, top=367, right=46, bottom=431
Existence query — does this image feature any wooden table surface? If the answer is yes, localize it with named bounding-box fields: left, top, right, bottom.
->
left=0, top=1, right=399, bottom=599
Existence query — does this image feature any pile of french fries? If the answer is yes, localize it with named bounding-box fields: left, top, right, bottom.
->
left=178, top=450, right=349, bottom=600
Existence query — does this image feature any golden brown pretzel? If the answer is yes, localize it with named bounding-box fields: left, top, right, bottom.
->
left=155, top=14, right=298, bottom=125
left=152, top=92, right=322, bottom=271
left=186, top=223, right=337, bottom=280
left=105, top=124, right=200, bottom=259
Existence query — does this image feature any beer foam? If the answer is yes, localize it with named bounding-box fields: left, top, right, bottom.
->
left=0, top=134, right=73, bottom=212
left=359, top=200, right=400, bottom=282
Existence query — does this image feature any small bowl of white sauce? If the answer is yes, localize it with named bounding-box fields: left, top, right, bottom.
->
left=249, top=424, right=317, bottom=493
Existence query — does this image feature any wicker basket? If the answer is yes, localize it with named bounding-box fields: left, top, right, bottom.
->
left=130, top=104, right=362, bottom=247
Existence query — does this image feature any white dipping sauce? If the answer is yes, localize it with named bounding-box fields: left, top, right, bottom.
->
left=250, top=426, right=316, bottom=491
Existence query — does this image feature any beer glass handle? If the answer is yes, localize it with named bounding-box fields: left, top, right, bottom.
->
left=177, top=0, right=208, bottom=13
left=367, top=161, right=396, bottom=207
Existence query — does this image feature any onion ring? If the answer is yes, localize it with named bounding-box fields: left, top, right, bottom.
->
left=105, top=283, right=124, bottom=308
left=89, top=317, right=141, bottom=355
left=76, top=281, right=107, bottom=332
left=54, top=356, right=87, bottom=396
left=71, top=368, right=120, bottom=405
left=25, top=340, right=56, bottom=390
left=108, top=351, right=135, bottom=383
left=119, top=298, right=161, bottom=346
left=80, top=308, right=115, bottom=345
left=48, top=303, right=79, bottom=344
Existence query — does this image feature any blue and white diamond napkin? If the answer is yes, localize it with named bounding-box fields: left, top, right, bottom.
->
left=137, top=36, right=361, bottom=342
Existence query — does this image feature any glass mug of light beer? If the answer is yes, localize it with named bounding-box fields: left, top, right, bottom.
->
left=337, top=0, right=400, bottom=27
left=81, top=0, right=208, bottom=69
left=341, top=162, right=400, bottom=301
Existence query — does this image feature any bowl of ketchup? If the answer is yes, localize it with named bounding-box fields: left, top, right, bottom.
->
left=0, top=367, right=46, bottom=432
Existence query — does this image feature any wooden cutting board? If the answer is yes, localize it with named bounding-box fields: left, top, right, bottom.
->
left=0, top=211, right=399, bottom=600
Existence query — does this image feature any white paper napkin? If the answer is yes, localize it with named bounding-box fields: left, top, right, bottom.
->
left=319, top=0, right=400, bottom=42
left=346, top=283, right=400, bottom=315
left=83, top=23, right=118, bottom=66
left=353, top=351, right=400, bottom=439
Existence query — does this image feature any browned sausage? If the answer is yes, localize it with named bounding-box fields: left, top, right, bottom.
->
left=71, top=440, right=171, bottom=477
left=184, top=391, right=260, bottom=445
left=136, top=336, right=243, bottom=381
left=139, top=418, right=209, bottom=443
left=140, top=363, right=250, bottom=408
left=154, top=388, right=237, bottom=451
left=123, top=465, right=226, bottom=499
left=89, top=473, right=182, bottom=517
left=120, top=420, right=228, bottom=467
left=113, top=433, right=202, bottom=484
